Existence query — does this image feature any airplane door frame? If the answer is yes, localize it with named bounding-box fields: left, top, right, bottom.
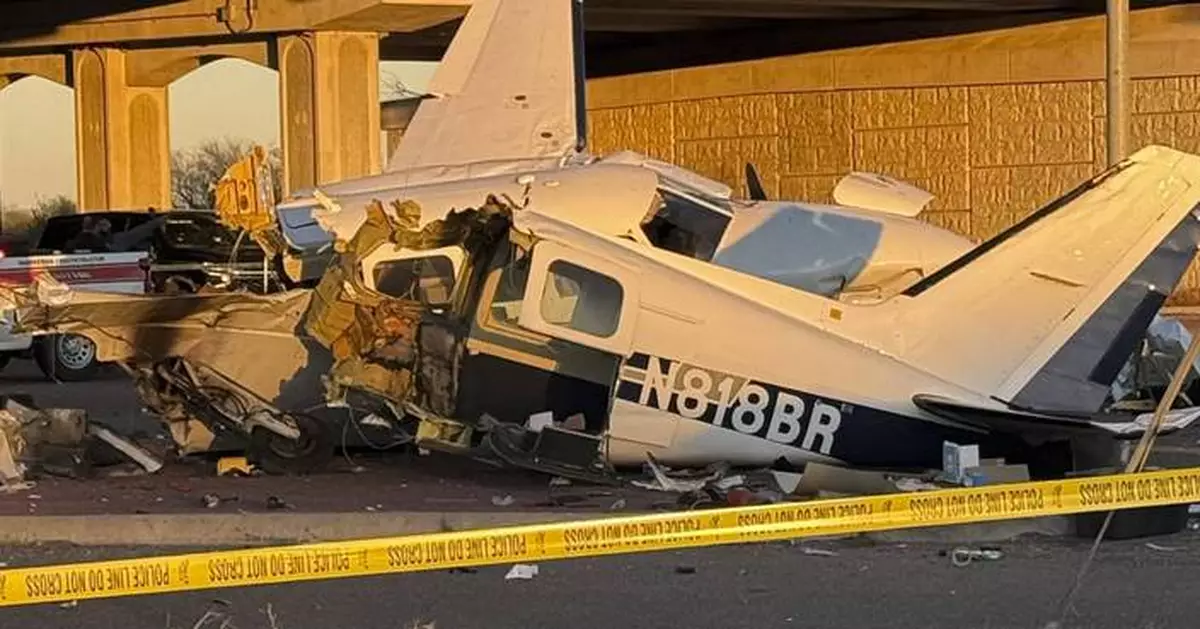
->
left=358, top=244, right=466, bottom=298
left=516, top=240, right=640, bottom=357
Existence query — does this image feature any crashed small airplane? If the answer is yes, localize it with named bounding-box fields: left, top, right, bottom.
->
left=6, top=0, right=1200, bottom=483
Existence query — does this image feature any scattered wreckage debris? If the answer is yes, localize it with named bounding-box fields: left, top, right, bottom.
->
left=217, top=456, right=255, bottom=477
left=5, top=279, right=347, bottom=474
left=132, top=355, right=329, bottom=475
left=11, top=155, right=1200, bottom=541
left=504, top=564, right=539, bottom=581
left=945, top=546, right=1004, bottom=567
left=0, top=395, right=162, bottom=491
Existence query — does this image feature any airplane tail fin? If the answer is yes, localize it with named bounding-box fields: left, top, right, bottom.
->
left=891, top=145, right=1200, bottom=415
left=384, top=0, right=584, bottom=175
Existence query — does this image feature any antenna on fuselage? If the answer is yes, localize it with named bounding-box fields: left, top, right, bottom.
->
left=745, top=162, right=768, bottom=201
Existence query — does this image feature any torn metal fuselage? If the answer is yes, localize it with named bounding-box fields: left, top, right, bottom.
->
left=10, top=285, right=341, bottom=473
left=297, top=193, right=614, bottom=478
left=304, top=195, right=514, bottom=420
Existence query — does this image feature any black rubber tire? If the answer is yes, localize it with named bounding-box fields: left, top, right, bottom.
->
left=33, top=334, right=101, bottom=382
left=246, top=412, right=335, bottom=475
left=159, top=275, right=198, bottom=295
left=0, top=353, right=11, bottom=374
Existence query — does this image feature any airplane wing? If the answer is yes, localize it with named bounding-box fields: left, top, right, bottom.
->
left=912, top=393, right=1200, bottom=439
left=384, top=0, right=584, bottom=178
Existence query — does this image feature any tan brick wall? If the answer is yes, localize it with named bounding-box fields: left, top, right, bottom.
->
left=584, top=5, right=1200, bottom=305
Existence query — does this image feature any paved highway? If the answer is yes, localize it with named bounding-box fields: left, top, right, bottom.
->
left=0, top=359, right=146, bottom=434
left=3, top=533, right=1200, bottom=629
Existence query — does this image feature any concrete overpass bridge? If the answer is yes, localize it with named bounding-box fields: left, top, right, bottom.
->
left=0, top=0, right=1187, bottom=212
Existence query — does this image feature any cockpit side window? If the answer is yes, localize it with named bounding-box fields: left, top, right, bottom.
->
left=640, top=189, right=731, bottom=262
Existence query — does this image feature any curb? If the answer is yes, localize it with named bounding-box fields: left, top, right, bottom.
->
left=0, top=510, right=1072, bottom=547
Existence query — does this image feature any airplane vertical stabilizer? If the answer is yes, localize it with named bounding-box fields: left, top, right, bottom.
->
left=384, top=0, right=582, bottom=176
left=889, top=145, right=1200, bottom=415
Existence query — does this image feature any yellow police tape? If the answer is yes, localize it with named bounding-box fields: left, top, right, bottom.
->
left=3, top=466, right=1200, bottom=608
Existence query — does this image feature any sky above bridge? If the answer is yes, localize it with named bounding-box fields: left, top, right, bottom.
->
left=0, top=58, right=436, bottom=209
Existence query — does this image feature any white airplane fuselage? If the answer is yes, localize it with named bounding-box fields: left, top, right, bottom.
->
left=275, top=142, right=1200, bottom=478
left=273, top=157, right=1023, bottom=473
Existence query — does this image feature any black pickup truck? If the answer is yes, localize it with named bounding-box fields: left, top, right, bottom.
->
left=34, top=209, right=284, bottom=294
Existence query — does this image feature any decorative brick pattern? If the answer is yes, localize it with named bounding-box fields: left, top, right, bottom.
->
left=585, top=8, right=1200, bottom=303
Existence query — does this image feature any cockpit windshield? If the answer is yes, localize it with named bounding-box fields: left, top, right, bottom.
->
left=711, top=204, right=884, bottom=297
left=639, top=179, right=885, bottom=299
left=639, top=187, right=732, bottom=262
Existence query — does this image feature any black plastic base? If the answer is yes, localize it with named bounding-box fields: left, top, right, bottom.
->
left=1073, top=504, right=1190, bottom=541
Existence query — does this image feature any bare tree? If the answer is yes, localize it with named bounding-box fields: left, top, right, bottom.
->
left=0, top=194, right=76, bottom=244
left=171, top=138, right=282, bottom=210
left=30, top=194, right=77, bottom=218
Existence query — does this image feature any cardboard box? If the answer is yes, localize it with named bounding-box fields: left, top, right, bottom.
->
left=942, top=441, right=980, bottom=484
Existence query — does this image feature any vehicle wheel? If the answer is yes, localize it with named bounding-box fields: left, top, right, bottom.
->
left=34, top=334, right=101, bottom=382
left=159, top=275, right=198, bottom=295
left=246, top=412, right=334, bottom=475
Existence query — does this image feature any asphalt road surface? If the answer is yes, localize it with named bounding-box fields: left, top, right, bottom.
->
left=0, top=359, right=147, bottom=434
left=0, top=359, right=677, bottom=517
left=3, top=533, right=1200, bottom=629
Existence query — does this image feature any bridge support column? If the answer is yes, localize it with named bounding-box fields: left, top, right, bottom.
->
left=276, top=31, right=381, bottom=195
left=72, top=48, right=171, bottom=211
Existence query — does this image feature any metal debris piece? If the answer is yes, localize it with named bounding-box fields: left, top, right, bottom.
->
left=801, top=547, right=839, bottom=557
left=202, top=493, right=221, bottom=509
left=770, top=470, right=803, bottom=494
left=88, top=425, right=163, bottom=473
left=562, top=414, right=586, bottom=431
left=491, top=495, right=515, bottom=507
left=1, top=481, right=34, bottom=494
left=0, top=397, right=156, bottom=483
left=526, top=412, right=553, bottom=433
left=1112, top=315, right=1200, bottom=405
left=0, top=423, right=24, bottom=485
left=358, top=413, right=392, bottom=429
left=504, top=564, right=539, bottom=580
left=217, top=457, right=255, bottom=477
left=894, top=477, right=942, bottom=492
left=634, top=453, right=728, bottom=493
left=950, top=546, right=1004, bottom=567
